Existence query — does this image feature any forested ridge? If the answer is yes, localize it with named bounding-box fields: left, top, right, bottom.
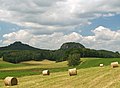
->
left=0, top=41, right=120, bottom=63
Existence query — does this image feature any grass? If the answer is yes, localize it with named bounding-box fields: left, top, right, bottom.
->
left=1, top=58, right=120, bottom=79
left=78, top=58, right=120, bottom=69
left=1, top=66, right=120, bottom=88
left=0, top=59, right=68, bottom=79
left=1, top=58, right=120, bottom=87
left=0, top=58, right=26, bottom=68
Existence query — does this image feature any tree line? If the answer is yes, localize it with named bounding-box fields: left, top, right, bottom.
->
left=0, top=48, right=119, bottom=64
left=0, top=42, right=120, bottom=64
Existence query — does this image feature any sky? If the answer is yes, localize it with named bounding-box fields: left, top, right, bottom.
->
left=0, top=0, right=120, bottom=52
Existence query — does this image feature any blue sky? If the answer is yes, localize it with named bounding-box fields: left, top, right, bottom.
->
left=0, top=0, right=120, bottom=52
left=79, top=14, right=120, bottom=36
left=0, top=21, right=21, bottom=35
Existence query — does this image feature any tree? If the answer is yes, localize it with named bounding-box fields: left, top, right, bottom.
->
left=68, top=53, right=81, bottom=66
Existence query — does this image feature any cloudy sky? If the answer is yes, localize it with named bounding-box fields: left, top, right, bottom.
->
left=0, top=0, right=120, bottom=52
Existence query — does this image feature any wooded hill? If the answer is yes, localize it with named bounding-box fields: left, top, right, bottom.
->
left=0, top=41, right=120, bottom=63
left=0, top=41, right=40, bottom=50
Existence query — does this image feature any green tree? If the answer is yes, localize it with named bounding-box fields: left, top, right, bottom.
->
left=68, top=53, right=81, bottom=66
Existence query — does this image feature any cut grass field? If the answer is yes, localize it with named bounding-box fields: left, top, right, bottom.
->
left=1, top=66, right=120, bottom=88
left=0, top=58, right=120, bottom=88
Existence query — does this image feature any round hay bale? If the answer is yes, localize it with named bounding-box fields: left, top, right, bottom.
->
left=4, top=77, right=18, bottom=86
left=111, top=62, right=119, bottom=68
left=68, top=68, right=77, bottom=76
left=42, top=70, right=50, bottom=75
left=100, top=64, right=104, bottom=67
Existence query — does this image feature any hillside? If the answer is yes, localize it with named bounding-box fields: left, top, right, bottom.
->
left=0, top=41, right=86, bottom=50
left=60, top=42, right=85, bottom=50
left=0, top=41, right=40, bottom=50
left=0, top=41, right=120, bottom=63
left=1, top=58, right=120, bottom=79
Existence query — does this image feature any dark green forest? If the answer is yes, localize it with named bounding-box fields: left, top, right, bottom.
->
left=0, top=41, right=120, bottom=64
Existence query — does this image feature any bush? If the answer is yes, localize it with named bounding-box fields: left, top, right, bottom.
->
left=68, top=53, right=81, bottom=66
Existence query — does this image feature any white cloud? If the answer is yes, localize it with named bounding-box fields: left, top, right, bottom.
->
left=0, top=0, right=120, bottom=52
left=92, top=26, right=116, bottom=41
left=2, top=30, right=82, bottom=49
left=87, top=26, right=120, bottom=51
left=0, top=0, right=120, bottom=35
left=2, top=26, right=120, bottom=52
left=3, top=30, right=34, bottom=45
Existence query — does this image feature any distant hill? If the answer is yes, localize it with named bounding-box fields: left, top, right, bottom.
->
left=0, top=41, right=40, bottom=50
left=0, top=41, right=85, bottom=51
left=60, top=42, right=85, bottom=50
left=0, top=41, right=120, bottom=63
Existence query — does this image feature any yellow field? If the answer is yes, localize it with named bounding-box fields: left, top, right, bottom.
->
left=1, top=66, right=120, bottom=88
left=0, top=60, right=67, bottom=71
